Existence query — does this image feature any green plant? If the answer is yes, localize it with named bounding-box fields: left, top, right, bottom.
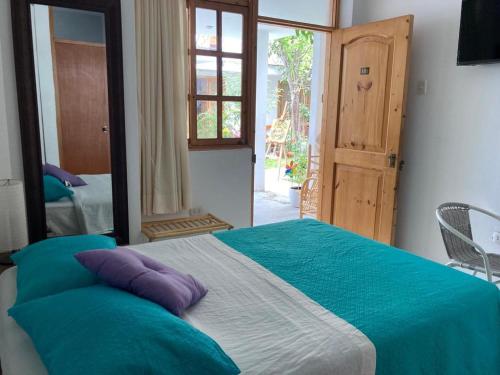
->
left=299, top=103, right=310, bottom=123
left=222, top=102, right=241, bottom=138
left=197, top=107, right=217, bottom=139
left=196, top=69, right=242, bottom=139
left=197, top=102, right=241, bottom=139
left=223, top=72, right=242, bottom=97
left=284, top=140, right=308, bottom=186
left=264, top=158, right=278, bottom=169
left=269, top=30, right=314, bottom=139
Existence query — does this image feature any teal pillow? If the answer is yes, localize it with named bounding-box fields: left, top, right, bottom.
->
left=43, top=175, right=73, bottom=202
left=9, top=285, right=240, bottom=375
left=12, top=235, right=116, bottom=305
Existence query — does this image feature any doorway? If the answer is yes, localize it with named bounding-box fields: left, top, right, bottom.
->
left=253, top=24, right=327, bottom=226
left=249, top=3, right=412, bottom=243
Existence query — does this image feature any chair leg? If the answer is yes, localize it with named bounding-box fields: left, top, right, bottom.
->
left=265, top=143, right=272, bottom=158
left=277, top=144, right=283, bottom=179
left=446, top=261, right=498, bottom=284
left=446, top=261, right=461, bottom=269
left=283, top=144, right=288, bottom=175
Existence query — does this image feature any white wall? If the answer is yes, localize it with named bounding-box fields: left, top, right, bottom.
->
left=254, top=29, right=269, bottom=192
left=190, top=149, right=252, bottom=229
left=32, top=5, right=60, bottom=166
left=121, top=0, right=142, bottom=244
left=349, top=0, right=500, bottom=262
left=308, top=32, right=327, bottom=153
left=0, top=0, right=23, bottom=180
left=259, top=0, right=333, bottom=26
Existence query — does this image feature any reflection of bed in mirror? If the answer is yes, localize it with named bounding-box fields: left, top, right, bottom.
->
left=46, top=174, right=113, bottom=236
left=12, top=0, right=129, bottom=244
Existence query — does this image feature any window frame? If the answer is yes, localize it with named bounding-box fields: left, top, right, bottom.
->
left=188, top=0, right=250, bottom=149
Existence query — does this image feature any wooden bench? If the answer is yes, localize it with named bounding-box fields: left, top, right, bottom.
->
left=141, top=213, right=233, bottom=242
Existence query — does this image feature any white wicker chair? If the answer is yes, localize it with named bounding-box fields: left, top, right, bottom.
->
left=299, top=145, right=320, bottom=219
left=436, top=202, right=500, bottom=283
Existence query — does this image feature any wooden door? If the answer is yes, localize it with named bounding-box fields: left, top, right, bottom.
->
left=54, top=40, right=111, bottom=175
left=318, top=16, right=413, bottom=244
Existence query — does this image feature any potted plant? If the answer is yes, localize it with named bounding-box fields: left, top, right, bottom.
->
left=284, top=142, right=308, bottom=208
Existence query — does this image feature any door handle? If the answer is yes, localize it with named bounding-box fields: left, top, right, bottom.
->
left=388, top=153, right=397, bottom=168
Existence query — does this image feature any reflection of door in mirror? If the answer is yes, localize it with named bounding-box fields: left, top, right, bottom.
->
left=31, top=4, right=114, bottom=237
left=54, top=38, right=111, bottom=175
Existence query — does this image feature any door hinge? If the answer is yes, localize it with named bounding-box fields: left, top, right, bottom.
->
left=252, top=154, right=257, bottom=163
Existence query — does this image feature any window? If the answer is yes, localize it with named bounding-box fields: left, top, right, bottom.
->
left=189, top=1, right=249, bottom=148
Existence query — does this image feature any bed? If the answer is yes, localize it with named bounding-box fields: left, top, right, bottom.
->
left=45, top=174, right=113, bottom=236
left=1, top=219, right=499, bottom=374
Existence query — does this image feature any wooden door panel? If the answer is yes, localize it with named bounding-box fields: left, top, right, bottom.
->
left=337, top=37, right=393, bottom=153
left=54, top=40, right=111, bottom=175
left=333, top=165, right=382, bottom=238
left=319, top=16, right=413, bottom=244
left=334, top=149, right=387, bottom=169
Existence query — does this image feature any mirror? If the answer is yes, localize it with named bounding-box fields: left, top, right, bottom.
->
left=31, top=5, right=113, bottom=237
left=11, top=0, right=128, bottom=244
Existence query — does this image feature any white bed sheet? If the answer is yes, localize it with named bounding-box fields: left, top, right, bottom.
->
left=0, top=268, right=47, bottom=375
left=0, top=235, right=376, bottom=375
left=44, top=174, right=113, bottom=236
left=45, top=197, right=80, bottom=236
left=72, top=174, right=113, bottom=234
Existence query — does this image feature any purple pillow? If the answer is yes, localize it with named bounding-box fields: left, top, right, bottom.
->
left=75, top=247, right=207, bottom=316
left=43, top=164, right=87, bottom=187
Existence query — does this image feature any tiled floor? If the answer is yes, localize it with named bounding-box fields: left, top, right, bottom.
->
left=254, top=191, right=299, bottom=226
left=254, top=166, right=301, bottom=227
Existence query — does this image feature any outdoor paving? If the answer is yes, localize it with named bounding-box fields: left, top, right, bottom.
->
left=254, top=167, right=299, bottom=226
left=254, top=191, right=299, bottom=226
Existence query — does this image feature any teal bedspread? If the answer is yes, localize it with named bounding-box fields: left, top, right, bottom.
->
left=215, top=219, right=500, bottom=375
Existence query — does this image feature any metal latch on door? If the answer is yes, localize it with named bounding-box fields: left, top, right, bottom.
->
left=388, top=153, right=397, bottom=168
left=388, top=153, right=406, bottom=171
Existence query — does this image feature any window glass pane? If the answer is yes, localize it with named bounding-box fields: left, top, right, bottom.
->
left=222, top=12, right=242, bottom=53
left=222, top=58, right=242, bottom=96
left=197, top=100, right=218, bottom=139
left=222, top=102, right=241, bottom=138
left=196, top=8, right=217, bottom=50
left=258, top=0, right=333, bottom=27
left=196, top=56, right=217, bottom=95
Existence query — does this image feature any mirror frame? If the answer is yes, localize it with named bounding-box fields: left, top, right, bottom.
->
left=11, top=0, right=129, bottom=244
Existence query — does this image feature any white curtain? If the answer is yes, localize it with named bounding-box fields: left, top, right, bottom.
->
left=136, top=0, right=192, bottom=215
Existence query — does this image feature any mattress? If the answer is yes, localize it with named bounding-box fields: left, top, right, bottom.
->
left=45, top=197, right=80, bottom=236
left=44, top=174, right=113, bottom=236
left=2, top=219, right=499, bottom=375
left=215, top=219, right=500, bottom=375
left=0, top=234, right=375, bottom=375
left=71, top=174, right=113, bottom=234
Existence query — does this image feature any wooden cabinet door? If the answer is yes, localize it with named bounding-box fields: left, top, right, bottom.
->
left=54, top=40, right=111, bottom=175
left=319, top=16, right=413, bottom=244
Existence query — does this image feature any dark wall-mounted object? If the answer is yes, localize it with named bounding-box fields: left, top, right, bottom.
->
left=458, top=0, right=500, bottom=65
